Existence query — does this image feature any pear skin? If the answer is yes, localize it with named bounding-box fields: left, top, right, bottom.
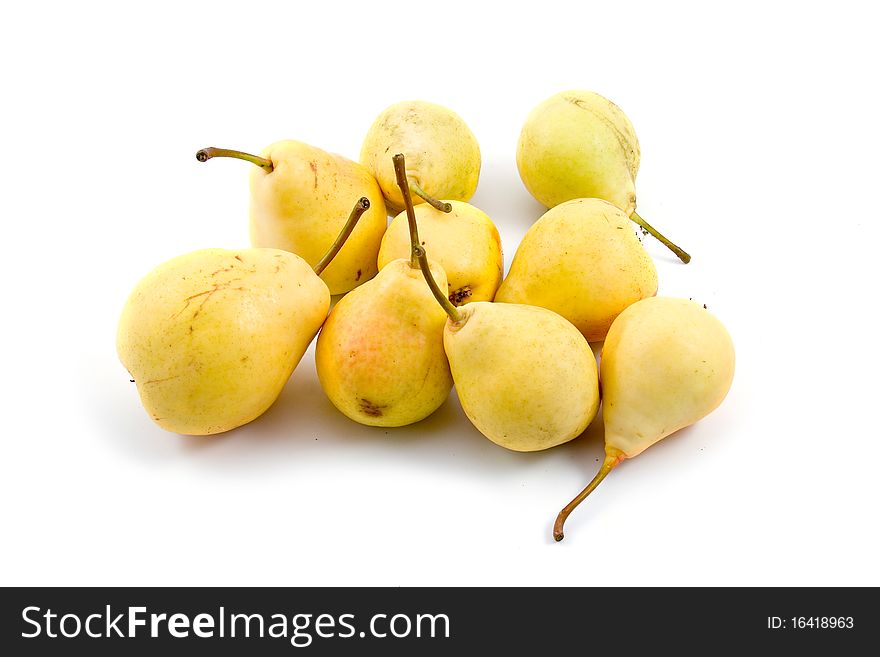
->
left=249, top=140, right=387, bottom=295
left=316, top=259, right=452, bottom=427
left=117, top=248, right=329, bottom=435
left=601, top=297, right=735, bottom=458
left=517, top=90, right=640, bottom=212
left=360, top=101, right=480, bottom=215
left=378, top=200, right=503, bottom=305
left=494, top=198, right=657, bottom=341
left=443, top=302, right=599, bottom=451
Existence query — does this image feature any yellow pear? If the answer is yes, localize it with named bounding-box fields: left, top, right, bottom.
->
left=196, top=142, right=387, bottom=294
left=315, top=258, right=452, bottom=427
left=494, top=198, right=657, bottom=342
left=378, top=200, right=503, bottom=305
left=117, top=198, right=370, bottom=435
left=442, top=301, right=600, bottom=451
left=360, top=100, right=480, bottom=215
left=553, top=297, right=735, bottom=541
left=516, top=90, right=690, bottom=263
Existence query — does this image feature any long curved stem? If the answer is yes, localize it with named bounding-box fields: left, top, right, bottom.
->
left=413, top=245, right=461, bottom=322
left=394, top=152, right=459, bottom=321
left=553, top=451, right=624, bottom=541
left=392, top=154, right=422, bottom=268
left=196, top=147, right=273, bottom=172
left=313, top=197, right=370, bottom=276
left=410, top=180, right=452, bottom=213
left=630, top=211, right=691, bottom=264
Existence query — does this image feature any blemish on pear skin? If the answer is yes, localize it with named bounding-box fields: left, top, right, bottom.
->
left=449, top=286, right=472, bottom=306
left=356, top=269, right=362, bottom=281
left=359, top=398, right=386, bottom=417
left=144, top=375, right=180, bottom=386
left=309, top=161, right=318, bottom=189
left=565, top=96, right=635, bottom=163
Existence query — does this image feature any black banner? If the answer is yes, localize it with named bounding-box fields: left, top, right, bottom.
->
left=0, top=587, right=873, bottom=654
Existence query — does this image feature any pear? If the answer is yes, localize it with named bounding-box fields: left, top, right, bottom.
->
left=494, top=198, right=657, bottom=342
left=378, top=200, right=503, bottom=305
left=517, top=90, right=690, bottom=263
left=553, top=297, right=735, bottom=541
left=117, top=198, right=370, bottom=435
left=315, top=258, right=453, bottom=427
left=360, top=100, right=480, bottom=215
left=442, top=301, right=600, bottom=451
left=196, top=142, right=387, bottom=294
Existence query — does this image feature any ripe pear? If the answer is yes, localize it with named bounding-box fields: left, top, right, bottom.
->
left=378, top=200, right=503, bottom=305
left=517, top=90, right=690, bottom=263
left=315, top=258, right=453, bottom=427
left=494, top=198, right=657, bottom=342
left=360, top=100, right=480, bottom=215
left=196, top=142, right=387, bottom=294
left=553, top=297, right=735, bottom=541
left=118, top=198, right=370, bottom=435
left=443, top=301, right=600, bottom=451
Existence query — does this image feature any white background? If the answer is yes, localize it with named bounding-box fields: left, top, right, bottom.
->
left=1, top=1, right=878, bottom=586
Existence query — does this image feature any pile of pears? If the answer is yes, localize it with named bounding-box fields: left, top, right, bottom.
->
left=118, top=92, right=734, bottom=541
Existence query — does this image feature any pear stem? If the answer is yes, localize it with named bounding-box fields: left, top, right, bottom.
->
left=553, top=452, right=624, bottom=542
left=392, top=153, right=423, bottom=269
left=413, top=245, right=461, bottom=322
left=313, top=197, right=371, bottom=276
left=195, top=147, right=273, bottom=172
left=630, top=211, right=691, bottom=264
left=394, top=153, right=458, bottom=320
left=410, top=180, right=452, bottom=213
